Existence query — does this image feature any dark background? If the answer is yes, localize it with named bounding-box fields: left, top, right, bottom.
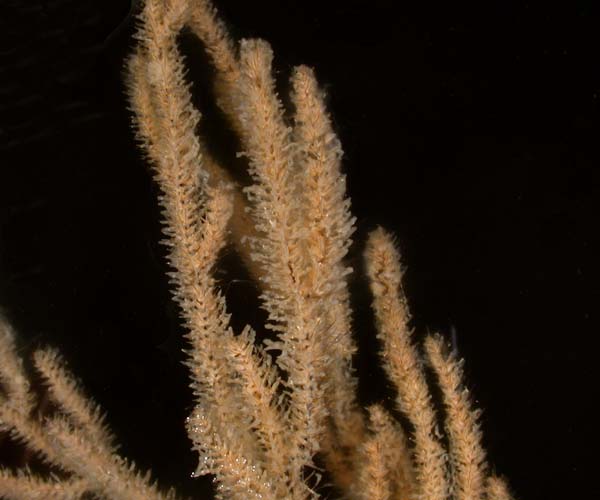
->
left=1, top=1, right=598, bottom=498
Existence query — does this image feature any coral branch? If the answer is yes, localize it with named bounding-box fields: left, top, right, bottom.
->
left=424, top=335, right=487, bottom=500
left=365, top=227, right=449, bottom=500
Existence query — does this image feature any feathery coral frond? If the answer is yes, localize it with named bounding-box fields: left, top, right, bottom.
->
left=290, top=65, right=364, bottom=460
left=32, top=348, right=116, bottom=454
left=354, top=405, right=401, bottom=500
left=364, top=227, right=449, bottom=500
left=424, top=335, right=487, bottom=500
left=0, top=326, right=177, bottom=499
left=236, top=38, right=329, bottom=476
left=0, top=317, right=34, bottom=414
left=0, top=469, right=88, bottom=500
left=486, top=475, right=515, bottom=500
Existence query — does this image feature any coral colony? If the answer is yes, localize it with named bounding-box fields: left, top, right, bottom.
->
left=0, top=1, right=512, bottom=499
